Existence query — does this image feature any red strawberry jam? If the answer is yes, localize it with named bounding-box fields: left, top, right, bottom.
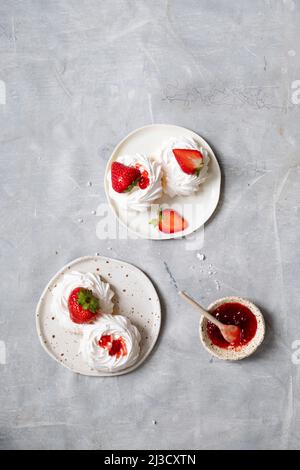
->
left=207, top=302, right=257, bottom=349
left=135, top=163, right=150, bottom=190
left=98, top=335, right=127, bottom=358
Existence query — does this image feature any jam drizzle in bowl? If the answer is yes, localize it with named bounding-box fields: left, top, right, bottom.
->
left=206, top=302, right=257, bottom=350
left=199, top=297, right=265, bottom=361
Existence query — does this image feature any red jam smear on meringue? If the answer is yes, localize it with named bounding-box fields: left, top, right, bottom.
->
left=98, top=335, right=127, bottom=358
left=207, top=302, right=257, bottom=349
left=135, top=163, right=150, bottom=189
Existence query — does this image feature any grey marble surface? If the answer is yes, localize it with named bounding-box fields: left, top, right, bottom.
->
left=1, top=0, right=300, bottom=450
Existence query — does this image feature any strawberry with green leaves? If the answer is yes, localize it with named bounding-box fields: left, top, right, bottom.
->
left=111, top=162, right=141, bottom=193
left=68, top=287, right=100, bottom=324
left=150, top=209, right=188, bottom=234
left=172, top=148, right=204, bottom=176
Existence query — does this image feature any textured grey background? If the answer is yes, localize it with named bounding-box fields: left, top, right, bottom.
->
left=1, top=0, right=300, bottom=450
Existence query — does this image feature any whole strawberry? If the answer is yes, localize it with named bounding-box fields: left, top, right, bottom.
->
left=68, top=287, right=100, bottom=324
left=149, top=209, right=188, bottom=234
left=111, top=162, right=141, bottom=193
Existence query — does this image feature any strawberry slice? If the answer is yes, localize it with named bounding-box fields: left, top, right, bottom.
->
left=111, top=162, right=141, bottom=193
left=149, top=209, right=188, bottom=234
left=172, top=148, right=204, bottom=175
left=68, top=287, right=100, bottom=324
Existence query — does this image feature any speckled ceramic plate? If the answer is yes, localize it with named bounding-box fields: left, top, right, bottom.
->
left=199, top=297, right=265, bottom=360
left=36, top=256, right=161, bottom=376
left=104, top=124, right=221, bottom=240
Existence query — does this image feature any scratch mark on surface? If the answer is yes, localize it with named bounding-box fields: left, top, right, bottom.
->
left=272, top=168, right=291, bottom=337
left=67, top=175, right=81, bottom=190
left=275, top=168, right=291, bottom=203
left=285, top=75, right=291, bottom=114
left=280, top=375, right=294, bottom=449
left=164, top=20, right=207, bottom=81
left=13, top=422, right=69, bottom=429
left=163, top=261, right=178, bottom=289
left=147, top=93, right=154, bottom=123
left=140, top=45, right=161, bottom=76
left=106, top=20, right=150, bottom=44
left=11, top=16, right=16, bottom=52
left=247, top=173, right=267, bottom=189
left=0, top=23, right=10, bottom=39
left=243, top=46, right=257, bottom=57
left=217, top=281, right=239, bottom=294
left=0, top=136, right=23, bottom=145
left=233, top=85, right=278, bottom=89
left=225, top=172, right=268, bottom=215
left=166, top=0, right=171, bottom=20
left=54, top=66, right=72, bottom=98
left=0, top=340, right=6, bottom=365
left=163, top=83, right=284, bottom=111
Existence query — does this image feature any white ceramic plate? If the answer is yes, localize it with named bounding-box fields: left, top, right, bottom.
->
left=36, top=256, right=161, bottom=376
left=104, top=124, right=221, bottom=240
left=199, top=297, right=265, bottom=360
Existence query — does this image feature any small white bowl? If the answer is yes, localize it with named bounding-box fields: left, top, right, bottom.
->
left=199, top=296, right=265, bottom=360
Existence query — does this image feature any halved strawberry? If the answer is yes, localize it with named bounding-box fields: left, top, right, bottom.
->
left=172, top=148, right=204, bottom=175
left=111, top=162, right=141, bottom=193
left=149, top=209, right=188, bottom=234
left=68, top=287, right=100, bottom=324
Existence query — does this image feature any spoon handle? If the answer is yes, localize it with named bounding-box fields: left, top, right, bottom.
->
left=178, top=291, right=224, bottom=329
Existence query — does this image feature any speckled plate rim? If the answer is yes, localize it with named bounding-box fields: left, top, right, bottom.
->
left=36, top=255, right=161, bottom=376
left=104, top=123, right=221, bottom=240
left=199, top=296, right=265, bottom=361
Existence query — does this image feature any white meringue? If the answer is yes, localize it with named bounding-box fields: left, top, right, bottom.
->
left=109, top=154, right=163, bottom=212
left=51, top=271, right=114, bottom=334
left=79, top=314, right=141, bottom=372
left=156, top=136, right=209, bottom=197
